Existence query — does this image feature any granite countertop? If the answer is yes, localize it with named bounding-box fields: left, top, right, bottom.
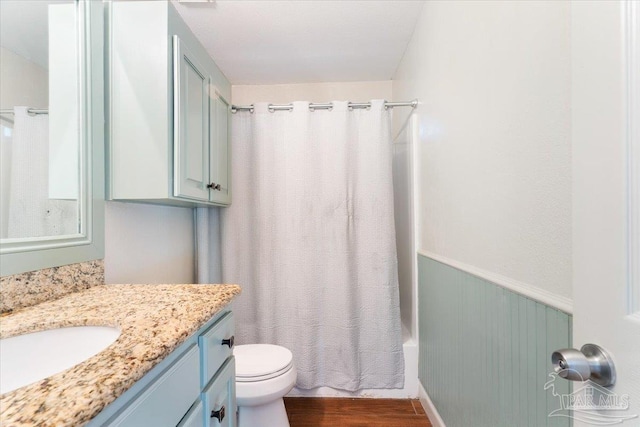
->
left=0, top=284, right=241, bottom=427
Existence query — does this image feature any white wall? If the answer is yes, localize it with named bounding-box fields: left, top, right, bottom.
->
left=232, top=80, right=392, bottom=104
left=104, top=202, right=195, bottom=284
left=393, top=117, right=416, bottom=335
left=393, top=1, right=572, bottom=303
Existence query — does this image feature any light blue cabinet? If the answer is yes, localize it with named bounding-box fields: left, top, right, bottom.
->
left=172, top=34, right=232, bottom=205
left=203, top=358, right=236, bottom=427
left=177, top=401, right=205, bottom=427
left=107, top=1, right=231, bottom=207
left=88, top=309, right=236, bottom=427
left=106, top=345, right=200, bottom=427
left=173, top=35, right=211, bottom=202
left=209, top=95, right=231, bottom=205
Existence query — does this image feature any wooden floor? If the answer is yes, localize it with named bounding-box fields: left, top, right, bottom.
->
left=284, top=397, right=432, bottom=427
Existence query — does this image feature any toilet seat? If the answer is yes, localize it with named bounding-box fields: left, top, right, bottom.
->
left=234, top=344, right=294, bottom=382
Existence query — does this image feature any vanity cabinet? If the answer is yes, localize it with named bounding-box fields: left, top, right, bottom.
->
left=107, top=1, right=231, bottom=207
left=88, top=308, right=237, bottom=427
left=202, top=359, right=236, bottom=427
left=199, top=312, right=236, bottom=427
left=105, top=345, right=200, bottom=427
left=177, top=401, right=205, bottom=427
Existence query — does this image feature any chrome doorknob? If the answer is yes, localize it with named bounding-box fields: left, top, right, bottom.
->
left=551, top=343, right=616, bottom=387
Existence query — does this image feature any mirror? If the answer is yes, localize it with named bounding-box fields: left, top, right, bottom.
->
left=0, top=0, right=80, bottom=240
left=0, top=0, right=104, bottom=276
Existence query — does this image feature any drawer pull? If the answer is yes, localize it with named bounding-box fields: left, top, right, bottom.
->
left=211, top=405, right=226, bottom=422
left=221, top=336, right=234, bottom=348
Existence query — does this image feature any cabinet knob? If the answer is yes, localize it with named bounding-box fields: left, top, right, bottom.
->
left=207, top=182, right=222, bottom=191
left=222, top=335, right=234, bottom=348
left=211, top=405, right=225, bottom=422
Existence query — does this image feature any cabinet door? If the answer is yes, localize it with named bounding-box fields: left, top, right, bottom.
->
left=203, top=357, right=236, bottom=427
left=208, top=94, right=231, bottom=205
left=173, top=35, right=210, bottom=201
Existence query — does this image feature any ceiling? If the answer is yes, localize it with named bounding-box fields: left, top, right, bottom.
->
left=0, top=1, right=69, bottom=69
left=172, top=0, right=425, bottom=85
left=0, top=1, right=425, bottom=85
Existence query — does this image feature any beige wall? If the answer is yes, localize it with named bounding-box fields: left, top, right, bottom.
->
left=0, top=47, right=48, bottom=110
left=104, top=202, right=195, bottom=284
left=232, top=80, right=392, bottom=105
left=393, top=1, right=572, bottom=303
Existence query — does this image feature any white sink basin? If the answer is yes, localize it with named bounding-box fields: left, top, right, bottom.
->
left=0, top=326, right=120, bottom=394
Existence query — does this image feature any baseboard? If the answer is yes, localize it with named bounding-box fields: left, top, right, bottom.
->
left=418, top=382, right=446, bottom=427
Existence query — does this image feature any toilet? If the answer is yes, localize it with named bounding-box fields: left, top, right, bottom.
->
left=234, top=344, right=297, bottom=427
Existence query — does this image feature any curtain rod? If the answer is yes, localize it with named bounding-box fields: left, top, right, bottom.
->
left=0, top=108, right=49, bottom=115
left=231, top=99, right=418, bottom=114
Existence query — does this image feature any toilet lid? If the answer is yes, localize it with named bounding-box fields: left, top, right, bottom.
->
left=234, top=344, right=294, bottom=382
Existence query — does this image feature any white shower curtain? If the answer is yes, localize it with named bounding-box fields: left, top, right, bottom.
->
left=216, top=100, right=404, bottom=391
left=7, top=107, right=77, bottom=238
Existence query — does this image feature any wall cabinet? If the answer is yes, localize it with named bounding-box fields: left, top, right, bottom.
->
left=88, top=309, right=236, bottom=427
left=108, top=1, right=231, bottom=207
left=208, top=95, right=231, bottom=205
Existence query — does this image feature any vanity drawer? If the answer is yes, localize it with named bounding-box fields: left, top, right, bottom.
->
left=203, top=357, right=236, bottom=427
left=199, top=311, right=234, bottom=386
left=107, top=344, right=200, bottom=427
